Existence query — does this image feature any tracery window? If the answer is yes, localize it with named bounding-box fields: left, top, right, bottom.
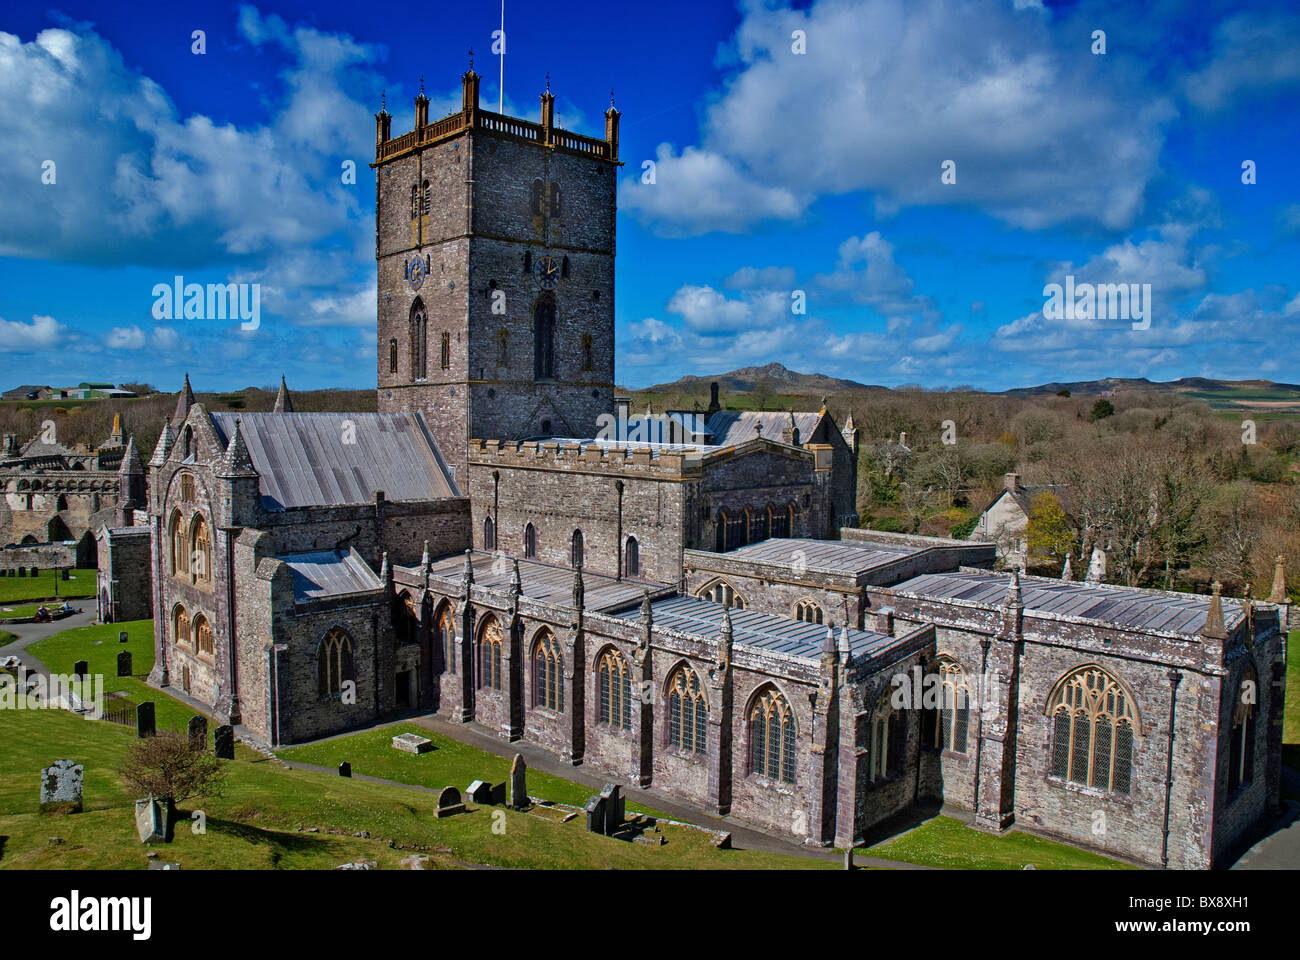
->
left=172, top=605, right=190, bottom=649
left=179, top=473, right=196, bottom=502
left=410, top=299, right=428, bottom=381
left=193, top=615, right=214, bottom=659
left=317, top=626, right=354, bottom=697
left=439, top=330, right=450, bottom=371
left=868, top=699, right=903, bottom=781
left=597, top=648, right=631, bottom=730
left=190, top=514, right=211, bottom=586
left=667, top=665, right=708, bottom=754
left=747, top=506, right=769, bottom=543
left=437, top=604, right=456, bottom=675
left=934, top=658, right=971, bottom=754
left=794, top=599, right=823, bottom=624
left=1048, top=665, right=1138, bottom=794
left=698, top=580, right=745, bottom=610
left=768, top=504, right=790, bottom=539
left=169, top=509, right=188, bottom=577
left=532, top=630, right=564, bottom=712
left=1228, top=663, right=1257, bottom=793
left=718, top=509, right=746, bottom=551
left=479, top=617, right=504, bottom=691
left=750, top=687, right=796, bottom=783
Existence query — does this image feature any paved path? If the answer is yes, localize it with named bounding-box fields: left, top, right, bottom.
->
left=0, top=608, right=97, bottom=679
left=1231, top=771, right=1300, bottom=869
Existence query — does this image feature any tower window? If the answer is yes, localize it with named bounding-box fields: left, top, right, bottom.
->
left=410, top=185, right=418, bottom=220
left=530, top=179, right=544, bottom=216
left=440, top=331, right=450, bottom=370
left=570, top=529, right=584, bottom=569
left=581, top=334, right=593, bottom=372
left=409, top=299, right=427, bottom=381
left=561, top=256, right=570, bottom=279
left=523, top=522, right=537, bottom=559
left=548, top=182, right=561, bottom=218
left=523, top=250, right=532, bottom=274
left=624, top=537, right=639, bottom=578
left=533, top=292, right=556, bottom=380
left=388, top=338, right=398, bottom=374
left=497, top=329, right=509, bottom=366
left=421, top=180, right=430, bottom=216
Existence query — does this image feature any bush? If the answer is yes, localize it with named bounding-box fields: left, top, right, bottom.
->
left=121, top=731, right=226, bottom=807
left=950, top=515, right=979, bottom=539
left=871, top=516, right=905, bottom=533
left=1091, top=398, right=1115, bottom=421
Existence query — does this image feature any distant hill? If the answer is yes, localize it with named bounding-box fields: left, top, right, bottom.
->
left=1002, top=376, right=1300, bottom=409
left=635, top=362, right=888, bottom=397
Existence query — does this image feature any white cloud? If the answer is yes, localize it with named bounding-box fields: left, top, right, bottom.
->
left=0, top=313, right=63, bottom=351
left=1184, top=13, right=1300, bottom=112
left=666, top=284, right=791, bottom=334
left=723, top=265, right=797, bottom=290
left=152, top=326, right=181, bottom=351
left=104, top=325, right=146, bottom=349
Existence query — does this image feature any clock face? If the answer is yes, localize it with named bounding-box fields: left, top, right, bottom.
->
left=533, top=255, right=560, bottom=290
left=407, top=257, right=425, bottom=292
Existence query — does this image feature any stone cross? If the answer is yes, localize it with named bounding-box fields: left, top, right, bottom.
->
left=213, top=724, right=234, bottom=760
left=509, top=753, right=527, bottom=809
left=39, top=759, right=83, bottom=812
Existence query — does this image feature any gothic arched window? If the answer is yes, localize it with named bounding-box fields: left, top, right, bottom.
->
left=169, top=509, right=188, bottom=577
left=193, top=615, right=214, bottom=659
left=532, top=630, right=564, bottom=712
left=410, top=184, right=419, bottom=220
left=597, top=647, right=631, bottom=730
left=624, top=537, right=639, bottom=578
left=172, top=605, right=190, bottom=649
left=530, top=179, right=544, bottom=216
left=1047, top=665, right=1139, bottom=794
left=794, top=599, right=823, bottom=624
left=389, top=338, right=398, bottom=374
left=436, top=603, right=456, bottom=675
left=533, top=292, right=556, bottom=380
left=667, top=665, right=707, bottom=754
left=1228, top=663, right=1258, bottom=793
left=869, top=697, right=903, bottom=781
left=561, top=255, right=570, bottom=278
left=318, top=627, right=354, bottom=697
left=523, top=522, right=537, bottom=559
left=421, top=179, right=430, bottom=216
left=548, top=182, right=561, bottom=218
left=483, top=515, right=496, bottom=551
left=190, top=514, right=211, bottom=586
left=179, top=473, right=196, bottom=502
left=523, top=250, right=532, bottom=274
left=749, top=686, right=796, bottom=783
left=440, top=331, right=450, bottom=370
left=747, top=507, right=769, bottom=543
left=698, top=579, right=745, bottom=610
left=409, top=299, right=427, bottom=381
left=479, top=616, right=503, bottom=691
left=769, top=504, right=790, bottom=539
left=570, top=529, right=584, bottom=569
left=934, top=658, right=971, bottom=754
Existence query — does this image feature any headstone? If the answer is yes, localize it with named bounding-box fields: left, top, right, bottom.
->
left=600, top=783, right=624, bottom=836
left=435, top=786, right=465, bottom=818
left=17, top=568, right=24, bottom=578
left=30, top=567, right=38, bottom=578
left=119, top=631, right=128, bottom=644
left=134, top=796, right=170, bottom=843
left=391, top=732, right=434, bottom=754
left=214, top=725, right=234, bottom=759
left=147, top=861, right=182, bottom=870
left=61, top=569, right=70, bottom=580
left=465, top=779, right=492, bottom=804
left=584, top=794, right=607, bottom=835
left=117, top=651, right=132, bottom=677
left=509, top=753, right=527, bottom=809
left=338, top=761, right=351, bottom=778
left=136, top=701, right=155, bottom=738
left=40, top=759, right=84, bottom=813
left=73, top=659, right=88, bottom=679
left=490, top=781, right=507, bottom=805
left=187, top=715, right=207, bottom=751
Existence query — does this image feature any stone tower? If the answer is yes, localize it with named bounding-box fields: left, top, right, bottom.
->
left=372, top=65, right=621, bottom=484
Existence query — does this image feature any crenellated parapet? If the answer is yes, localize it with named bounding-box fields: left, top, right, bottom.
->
left=467, top=438, right=705, bottom=479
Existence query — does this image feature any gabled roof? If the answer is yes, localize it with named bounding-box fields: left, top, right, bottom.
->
left=209, top=411, right=458, bottom=509
left=705, top=410, right=826, bottom=447
left=419, top=550, right=661, bottom=611
left=282, top=550, right=382, bottom=601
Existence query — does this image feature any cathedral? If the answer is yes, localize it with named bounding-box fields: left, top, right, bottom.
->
left=133, top=66, right=1287, bottom=869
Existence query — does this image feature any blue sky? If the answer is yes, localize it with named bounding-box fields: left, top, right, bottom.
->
left=0, top=0, right=1297, bottom=392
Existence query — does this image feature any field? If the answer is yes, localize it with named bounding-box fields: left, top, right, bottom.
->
left=0, top=569, right=96, bottom=603
left=865, top=815, right=1135, bottom=870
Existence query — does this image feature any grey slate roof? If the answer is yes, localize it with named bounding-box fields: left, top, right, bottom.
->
left=210, top=412, right=457, bottom=509
left=705, top=410, right=824, bottom=447
left=889, top=569, right=1247, bottom=636
left=282, top=550, right=382, bottom=602
left=720, top=537, right=917, bottom=576
left=418, top=551, right=661, bottom=612
left=614, top=594, right=904, bottom=663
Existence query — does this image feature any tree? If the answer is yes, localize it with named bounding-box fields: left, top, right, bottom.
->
left=1091, top=398, right=1115, bottom=421
left=1152, top=453, right=1211, bottom=588
left=122, top=731, right=226, bottom=811
left=1207, top=482, right=1264, bottom=588
left=1025, top=491, right=1075, bottom=562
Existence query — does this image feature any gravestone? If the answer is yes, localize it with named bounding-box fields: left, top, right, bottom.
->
left=600, top=783, right=624, bottom=836
left=73, top=660, right=88, bottom=679
left=117, top=651, right=132, bottom=677
left=213, top=725, right=234, bottom=759
left=466, top=780, right=492, bottom=804
left=134, top=796, right=170, bottom=843
left=39, top=759, right=84, bottom=813
left=392, top=732, right=434, bottom=754
left=119, top=631, right=128, bottom=644
left=187, top=715, right=207, bottom=751
left=338, top=761, right=351, bottom=778
left=435, top=786, right=465, bottom=818
left=61, top=569, right=69, bottom=580
left=17, top=567, right=24, bottom=577
left=490, top=781, right=507, bottom=805
left=147, top=861, right=182, bottom=870
left=584, top=794, right=607, bottom=835
left=136, top=701, right=155, bottom=738
left=30, top=567, right=38, bottom=577
left=509, top=753, right=527, bottom=809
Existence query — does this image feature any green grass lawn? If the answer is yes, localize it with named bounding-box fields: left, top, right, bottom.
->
left=0, top=603, right=87, bottom=621
left=0, top=569, right=96, bottom=603
left=278, top=722, right=669, bottom=817
left=26, top=619, right=205, bottom=734
left=0, top=630, right=16, bottom=646
left=0, top=707, right=832, bottom=870
left=866, top=815, right=1133, bottom=870
left=1284, top=631, right=1299, bottom=774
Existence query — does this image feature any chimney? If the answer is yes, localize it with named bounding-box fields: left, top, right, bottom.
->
left=1004, top=471, right=1021, bottom=493
left=707, top=382, right=721, bottom=416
